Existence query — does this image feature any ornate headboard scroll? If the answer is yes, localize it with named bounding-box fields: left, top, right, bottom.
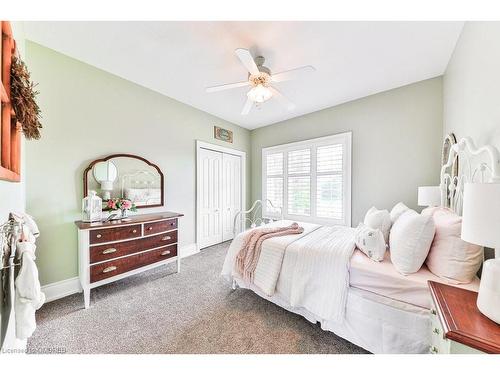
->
left=232, top=199, right=283, bottom=235
left=440, top=136, right=500, bottom=215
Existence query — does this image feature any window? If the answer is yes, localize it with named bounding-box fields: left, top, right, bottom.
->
left=262, top=132, right=351, bottom=226
left=0, top=21, right=20, bottom=182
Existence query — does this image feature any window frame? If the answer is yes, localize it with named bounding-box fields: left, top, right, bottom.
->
left=262, top=132, right=352, bottom=226
left=0, top=21, right=21, bottom=183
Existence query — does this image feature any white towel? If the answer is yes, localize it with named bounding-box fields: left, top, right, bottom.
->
left=11, top=213, right=45, bottom=340
left=11, top=212, right=40, bottom=243
left=15, top=242, right=45, bottom=340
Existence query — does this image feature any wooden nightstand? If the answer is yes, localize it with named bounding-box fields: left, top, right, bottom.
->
left=428, top=281, right=500, bottom=354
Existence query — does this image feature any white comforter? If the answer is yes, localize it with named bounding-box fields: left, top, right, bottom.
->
left=221, top=220, right=357, bottom=323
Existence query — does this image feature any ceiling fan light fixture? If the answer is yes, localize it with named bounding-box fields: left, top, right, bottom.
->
left=247, top=84, right=273, bottom=103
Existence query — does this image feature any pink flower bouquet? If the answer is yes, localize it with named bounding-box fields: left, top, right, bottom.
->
left=104, top=198, right=137, bottom=212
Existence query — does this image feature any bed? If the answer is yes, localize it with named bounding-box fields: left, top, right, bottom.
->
left=222, top=220, right=460, bottom=353
left=221, top=137, right=495, bottom=354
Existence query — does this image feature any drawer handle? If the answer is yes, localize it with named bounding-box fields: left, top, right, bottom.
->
left=102, top=266, right=117, bottom=273
left=162, top=236, right=172, bottom=241
left=147, top=226, right=153, bottom=231
left=170, top=222, right=175, bottom=226
left=132, top=229, right=138, bottom=234
left=430, top=346, right=438, bottom=354
left=430, top=309, right=437, bottom=315
left=433, top=327, right=440, bottom=335
left=161, top=250, right=171, bottom=256
left=102, top=248, right=117, bottom=255
left=96, top=234, right=102, bottom=238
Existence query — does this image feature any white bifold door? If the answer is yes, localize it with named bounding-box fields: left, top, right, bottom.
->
left=198, top=148, right=242, bottom=249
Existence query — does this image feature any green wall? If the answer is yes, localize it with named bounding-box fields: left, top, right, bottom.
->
left=25, top=41, right=251, bottom=285
left=251, top=78, right=443, bottom=225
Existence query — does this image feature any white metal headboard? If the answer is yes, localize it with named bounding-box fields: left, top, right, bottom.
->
left=233, top=199, right=283, bottom=235
left=440, top=137, right=500, bottom=215
left=120, top=170, right=161, bottom=197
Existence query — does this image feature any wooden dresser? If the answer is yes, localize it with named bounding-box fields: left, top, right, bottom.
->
left=428, top=281, right=500, bottom=354
left=75, top=211, right=183, bottom=308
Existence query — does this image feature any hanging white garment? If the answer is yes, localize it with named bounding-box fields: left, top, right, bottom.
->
left=13, top=215, right=45, bottom=340
left=11, top=212, right=40, bottom=243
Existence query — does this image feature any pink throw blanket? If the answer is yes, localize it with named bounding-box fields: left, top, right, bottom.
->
left=235, top=223, right=304, bottom=282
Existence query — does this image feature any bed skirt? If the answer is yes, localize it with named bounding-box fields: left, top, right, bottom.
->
left=232, top=277, right=431, bottom=354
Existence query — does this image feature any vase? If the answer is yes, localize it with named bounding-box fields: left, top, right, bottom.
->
left=121, top=208, right=128, bottom=219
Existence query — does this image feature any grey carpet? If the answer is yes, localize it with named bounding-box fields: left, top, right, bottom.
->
left=27, top=242, right=368, bottom=354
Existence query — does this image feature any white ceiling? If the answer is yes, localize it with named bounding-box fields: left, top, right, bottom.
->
left=23, top=21, right=464, bottom=129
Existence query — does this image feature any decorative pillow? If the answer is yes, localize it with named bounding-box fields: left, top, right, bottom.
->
left=422, top=207, right=484, bottom=284
left=389, top=209, right=436, bottom=275
left=364, top=207, right=392, bottom=244
left=355, top=223, right=387, bottom=262
left=390, top=202, right=410, bottom=225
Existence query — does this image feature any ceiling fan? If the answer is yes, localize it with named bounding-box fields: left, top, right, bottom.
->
left=206, top=48, right=315, bottom=115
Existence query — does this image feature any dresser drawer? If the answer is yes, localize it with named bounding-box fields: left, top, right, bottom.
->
left=90, top=244, right=177, bottom=283
left=143, top=219, right=177, bottom=235
left=90, top=224, right=142, bottom=244
left=89, top=231, right=177, bottom=263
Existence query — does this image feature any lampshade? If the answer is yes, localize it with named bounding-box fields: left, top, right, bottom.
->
left=462, top=183, right=500, bottom=251
left=100, top=180, right=114, bottom=191
left=247, top=84, right=272, bottom=103
left=418, top=186, right=441, bottom=207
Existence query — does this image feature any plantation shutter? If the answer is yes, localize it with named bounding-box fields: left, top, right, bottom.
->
left=287, top=149, right=311, bottom=216
left=316, top=144, right=343, bottom=220
left=265, top=152, right=283, bottom=215
left=262, top=132, right=351, bottom=226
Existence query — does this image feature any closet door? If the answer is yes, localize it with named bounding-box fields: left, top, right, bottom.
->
left=222, top=153, right=242, bottom=242
left=198, top=148, right=223, bottom=249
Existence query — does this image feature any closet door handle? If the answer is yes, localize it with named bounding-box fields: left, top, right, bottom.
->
left=161, top=250, right=171, bottom=256
left=161, top=236, right=172, bottom=241
left=102, top=266, right=117, bottom=273
left=102, top=248, right=117, bottom=255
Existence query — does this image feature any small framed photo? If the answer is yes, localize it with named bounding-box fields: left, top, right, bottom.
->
left=214, top=126, right=233, bottom=143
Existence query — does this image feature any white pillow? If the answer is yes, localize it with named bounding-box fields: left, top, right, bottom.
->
left=390, top=202, right=410, bottom=225
left=355, top=223, right=387, bottom=262
left=364, top=207, right=391, bottom=244
left=389, top=209, right=436, bottom=275
left=422, top=207, right=483, bottom=284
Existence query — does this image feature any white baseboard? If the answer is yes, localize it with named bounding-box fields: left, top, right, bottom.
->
left=41, top=277, right=82, bottom=303
left=180, top=243, right=199, bottom=258
left=41, top=244, right=199, bottom=303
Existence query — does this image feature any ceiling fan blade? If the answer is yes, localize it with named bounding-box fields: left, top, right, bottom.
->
left=269, top=87, right=295, bottom=111
left=271, top=66, right=316, bottom=83
left=241, top=97, right=253, bottom=115
left=206, top=81, right=249, bottom=93
left=235, top=48, right=260, bottom=75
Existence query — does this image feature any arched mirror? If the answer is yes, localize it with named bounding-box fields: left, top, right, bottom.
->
left=83, top=154, right=164, bottom=209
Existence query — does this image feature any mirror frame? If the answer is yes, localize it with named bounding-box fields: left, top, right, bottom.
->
left=442, top=133, right=458, bottom=178
left=83, top=154, right=164, bottom=209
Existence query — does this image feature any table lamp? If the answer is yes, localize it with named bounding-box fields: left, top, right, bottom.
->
left=418, top=186, right=441, bottom=207
left=461, top=182, right=500, bottom=324
left=100, top=180, right=114, bottom=201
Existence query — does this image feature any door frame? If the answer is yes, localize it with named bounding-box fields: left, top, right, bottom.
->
left=196, top=140, right=246, bottom=250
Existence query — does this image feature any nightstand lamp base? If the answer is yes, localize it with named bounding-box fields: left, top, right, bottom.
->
left=477, top=258, right=500, bottom=324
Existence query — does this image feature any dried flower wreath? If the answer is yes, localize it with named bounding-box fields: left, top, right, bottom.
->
left=10, top=56, right=42, bottom=140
